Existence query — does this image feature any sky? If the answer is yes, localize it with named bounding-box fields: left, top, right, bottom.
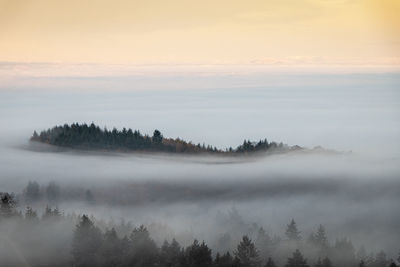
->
left=0, top=0, right=399, bottom=66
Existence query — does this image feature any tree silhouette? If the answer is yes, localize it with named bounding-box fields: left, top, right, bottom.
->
left=309, top=224, right=329, bottom=258
left=332, top=238, right=356, bottom=267
left=286, top=219, right=301, bottom=241
left=314, top=225, right=328, bottom=247
left=256, top=227, right=274, bottom=261
left=126, top=225, right=159, bottom=267
left=215, top=251, right=239, bottom=267
left=72, top=215, right=103, bottom=267
left=98, top=228, right=123, bottom=267
left=25, top=181, right=40, bottom=202
left=184, top=240, right=213, bottom=267
left=285, top=249, right=309, bottom=267
left=46, top=181, right=60, bottom=203
left=160, top=239, right=183, bottom=267
left=235, top=235, right=261, bottom=267
left=152, top=129, right=163, bottom=145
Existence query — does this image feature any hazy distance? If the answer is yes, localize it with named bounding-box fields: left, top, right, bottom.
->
left=0, top=69, right=399, bottom=258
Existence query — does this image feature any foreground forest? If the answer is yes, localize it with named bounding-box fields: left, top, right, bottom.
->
left=30, top=123, right=292, bottom=154
left=0, top=189, right=398, bottom=267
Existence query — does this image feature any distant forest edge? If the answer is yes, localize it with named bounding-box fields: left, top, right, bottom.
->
left=30, top=123, right=303, bottom=155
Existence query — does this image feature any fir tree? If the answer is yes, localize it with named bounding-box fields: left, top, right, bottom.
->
left=285, top=249, right=309, bottom=267
left=184, top=240, right=213, bottom=267
left=234, top=235, right=261, bottom=267
left=286, top=219, right=301, bottom=241
left=72, top=215, right=103, bottom=267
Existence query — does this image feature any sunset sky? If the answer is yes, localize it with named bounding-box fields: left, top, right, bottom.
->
left=0, top=0, right=399, bottom=66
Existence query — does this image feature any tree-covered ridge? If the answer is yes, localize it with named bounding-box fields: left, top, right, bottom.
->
left=30, top=123, right=289, bottom=154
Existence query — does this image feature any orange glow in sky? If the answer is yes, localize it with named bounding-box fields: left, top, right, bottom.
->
left=0, top=0, right=399, bottom=66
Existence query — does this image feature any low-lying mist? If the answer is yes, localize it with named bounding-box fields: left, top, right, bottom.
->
left=1, top=142, right=399, bottom=256
left=0, top=70, right=399, bottom=266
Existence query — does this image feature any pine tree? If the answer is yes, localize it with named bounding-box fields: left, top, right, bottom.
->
left=32, top=130, right=39, bottom=140
left=46, top=181, right=60, bottom=203
left=234, top=235, right=261, bottom=267
left=72, top=215, right=103, bottom=267
left=286, top=219, right=301, bottom=241
left=332, top=238, right=356, bottom=267
left=256, top=227, right=273, bottom=260
left=285, top=249, right=309, bottom=267
left=309, top=224, right=329, bottom=258
left=127, top=225, right=159, bottom=267
left=215, top=252, right=236, bottom=267
left=160, top=238, right=183, bottom=267
left=25, top=180, right=40, bottom=202
left=152, top=129, right=163, bottom=145
left=314, top=225, right=328, bottom=247
left=184, top=240, right=213, bottom=267
left=98, top=228, right=123, bottom=267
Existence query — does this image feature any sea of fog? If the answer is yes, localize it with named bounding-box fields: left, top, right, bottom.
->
left=0, top=69, right=399, bottom=256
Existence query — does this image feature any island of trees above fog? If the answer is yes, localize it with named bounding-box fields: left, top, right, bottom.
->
left=30, top=123, right=302, bottom=154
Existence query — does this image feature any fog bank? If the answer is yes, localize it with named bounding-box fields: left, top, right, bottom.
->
left=0, top=71, right=399, bottom=259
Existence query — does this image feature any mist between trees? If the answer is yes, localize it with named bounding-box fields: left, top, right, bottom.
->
left=1, top=188, right=399, bottom=267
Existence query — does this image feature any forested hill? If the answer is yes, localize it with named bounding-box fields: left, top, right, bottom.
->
left=30, top=123, right=297, bottom=154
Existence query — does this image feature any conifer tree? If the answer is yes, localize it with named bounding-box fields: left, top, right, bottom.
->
left=25, top=181, right=40, bottom=202
left=46, top=181, right=60, bottom=203
left=286, top=219, right=301, bottom=241
left=256, top=227, right=274, bottom=260
left=127, top=225, right=159, bottom=267
left=184, top=240, right=213, bottom=267
left=98, top=228, right=123, bottom=267
left=160, top=238, right=183, bottom=267
left=215, top=252, right=236, bottom=267
left=72, top=215, right=103, bottom=267
left=285, top=249, right=309, bottom=267
left=235, top=235, right=261, bottom=267
left=314, top=225, right=328, bottom=247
